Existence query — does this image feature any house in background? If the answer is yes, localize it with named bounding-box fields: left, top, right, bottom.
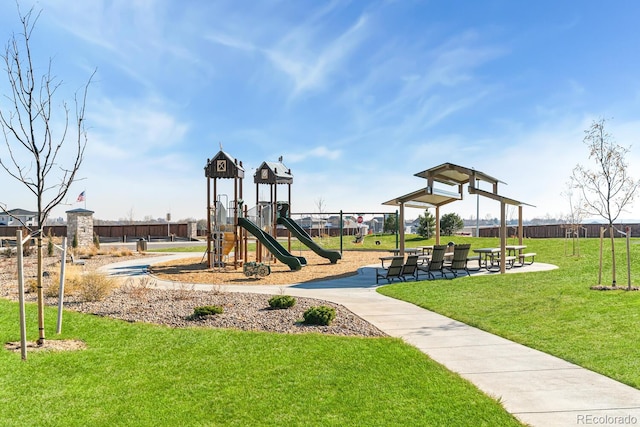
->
left=0, top=208, right=37, bottom=226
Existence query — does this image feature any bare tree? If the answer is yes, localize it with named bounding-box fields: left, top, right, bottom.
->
left=561, top=183, right=586, bottom=256
left=572, top=118, right=639, bottom=287
left=314, top=197, right=326, bottom=237
left=125, top=207, right=136, bottom=225
left=0, top=6, right=94, bottom=344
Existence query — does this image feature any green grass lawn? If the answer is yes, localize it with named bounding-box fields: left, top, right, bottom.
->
left=378, top=235, right=640, bottom=389
left=14, top=232, right=635, bottom=425
left=1, top=299, right=522, bottom=426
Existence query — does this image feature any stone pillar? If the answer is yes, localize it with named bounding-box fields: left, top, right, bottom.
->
left=66, top=208, right=95, bottom=248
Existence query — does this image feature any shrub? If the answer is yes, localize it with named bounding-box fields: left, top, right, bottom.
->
left=110, top=247, right=133, bottom=257
left=192, top=305, right=224, bottom=317
left=121, top=276, right=155, bottom=301
left=268, top=295, right=296, bottom=309
left=47, top=230, right=55, bottom=257
left=77, top=246, right=98, bottom=258
left=76, top=271, right=116, bottom=302
left=174, top=282, right=195, bottom=301
left=302, top=306, right=336, bottom=326
left=26, top=278, right=37, bottom=293
left=43, top=272, right=59, bottom=298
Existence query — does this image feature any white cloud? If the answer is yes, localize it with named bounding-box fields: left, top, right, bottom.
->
left=87, top=98, right=189, bottom=159
left=286, top=146, right=343, bottom=163
left=206, top=33, right=257, bottom=52
left=265, top=14, right=369, bottom=98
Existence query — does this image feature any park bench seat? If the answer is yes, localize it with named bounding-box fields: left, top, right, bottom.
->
left=489, top=255, right=516, bottom=270
left=466, top=255, right=481, bottom=271
left=518, top=252, right=536, bottom=265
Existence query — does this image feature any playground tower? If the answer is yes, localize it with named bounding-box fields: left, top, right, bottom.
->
left=253, top=158, right=293, bottom=261
left=204, top=151, right=244, bottom=268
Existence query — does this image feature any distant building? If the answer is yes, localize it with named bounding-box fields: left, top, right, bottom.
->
left=0, top=208, right=37, bottom=226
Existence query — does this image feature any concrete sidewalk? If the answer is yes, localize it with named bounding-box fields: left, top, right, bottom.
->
left=101, top=255, right=640, bottom=427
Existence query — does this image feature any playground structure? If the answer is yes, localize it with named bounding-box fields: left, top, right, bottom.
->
left=204, top=151, right=341, bottom=271
left=277, top=204, right=341, bottom=264
left=204, top=151, right=245, bottom=269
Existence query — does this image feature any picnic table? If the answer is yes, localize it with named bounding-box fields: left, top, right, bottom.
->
left=506, top=245, right=527, bottom=256
left=416, top=246, right=433, bottom=255
left=473, top=248, right=501, bottom=270
left=506, top=245, right=536, bottom=266
left=388, top=248, right=421, bottom=256
left=473, top=245, right=529, bottom=270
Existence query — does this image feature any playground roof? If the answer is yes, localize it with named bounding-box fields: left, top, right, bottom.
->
left=205, top=150, right=245, bottom=179
left=254, top=160, right=293, bottom=184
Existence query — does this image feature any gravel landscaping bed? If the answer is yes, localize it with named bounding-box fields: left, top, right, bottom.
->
left=1, top=250, right=387, bottom=338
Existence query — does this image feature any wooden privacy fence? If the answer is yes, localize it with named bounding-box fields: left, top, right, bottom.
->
left=478, top=223, right=640, bottom=239
left=0, top=223, right=196, bottom=242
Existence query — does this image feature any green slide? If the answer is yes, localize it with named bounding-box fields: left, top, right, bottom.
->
left=238, top=217, right=306, bottom=271
left=277, top=217, right=342, bottom=264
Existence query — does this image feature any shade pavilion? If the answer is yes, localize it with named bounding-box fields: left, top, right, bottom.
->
left=383, top=163, right=533, bottom=273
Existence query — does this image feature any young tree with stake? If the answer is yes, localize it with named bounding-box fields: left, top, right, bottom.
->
left=572, top=118, right=639, bottom=287
left=0, top=6, right=94, bottom=344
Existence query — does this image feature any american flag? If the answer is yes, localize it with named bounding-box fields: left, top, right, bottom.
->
left=77, top=191, right=86, bottom=202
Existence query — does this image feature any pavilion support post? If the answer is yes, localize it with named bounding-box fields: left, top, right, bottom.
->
left=399, top=202, right=405, bottom=255
left=435, top=206, right=441, bottom=245
left=500, top=201, right=506, bottom=274
left=518, top=205, right=523, bottom=245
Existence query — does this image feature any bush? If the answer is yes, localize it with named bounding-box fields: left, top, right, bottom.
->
left=192, top=305, right=224, bottom=317
left=77, top=246, right=98, bottom=258
left=110, top=247, right=133, bottom=257
left=76, top=271, right=116, bottom=302
left=121, top=276, right=155, bottom=301
left=47, top=231, right=55, bottom=257
left=268, top=295, right=296, bottom=309
left=302, top=306, right=336, bottom=326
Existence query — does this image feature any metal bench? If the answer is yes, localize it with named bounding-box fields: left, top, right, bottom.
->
left=518, top=252, right=536, bottom=266
left=466, top=255, right=481, bottom=271
left=488, top=255, right=516, bottom=271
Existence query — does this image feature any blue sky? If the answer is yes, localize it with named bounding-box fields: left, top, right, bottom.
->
left=2, top=0, right=640, bottom=223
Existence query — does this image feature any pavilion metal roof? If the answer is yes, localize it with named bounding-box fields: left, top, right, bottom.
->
left=383, top=162, right=533, bottom=208
left=382, top=186, right=461, bottom=208
left=413, top=162, right=503, bottom=186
